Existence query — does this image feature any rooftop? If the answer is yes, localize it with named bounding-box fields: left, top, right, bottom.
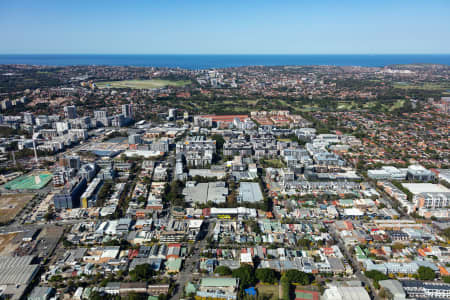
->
left=200, top=277, right=238, bottom=287
left=402, top=183, right=449, bottom=194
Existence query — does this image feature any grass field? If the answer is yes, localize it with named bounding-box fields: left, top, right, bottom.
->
left=388, top=99, right=405, bottom=111
left=261, top=158, right=286, bottom=168
left=337, top=101, right=357, bottom=110
left=96, top=79, right=191, bottom=89
left=0, top=193, right=34, bottom=223
left=3, top=172, right=52, bottom=190
left=393, top=82, right=450, bottom=90
left=277, top=138, right=292, bottom=142
left=256, top=283, right=280, bottom=300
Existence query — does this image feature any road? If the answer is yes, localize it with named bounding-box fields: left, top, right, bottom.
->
left=328, top=224, right=379, bottom=300
left=170, top=220, right=214, bottom=300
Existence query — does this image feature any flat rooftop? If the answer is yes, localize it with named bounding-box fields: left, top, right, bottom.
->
left=402, top=183, right=450, bottom=194
left=239, top=182, right=264, bottom=203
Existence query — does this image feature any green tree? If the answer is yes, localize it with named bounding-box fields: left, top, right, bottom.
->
left=442, top=228, right=450, bottom=240
left=90, top=291, right=111, bottom=300
left=125, top=293, right=147, bottom=300
left=211, top=134, right=225, bottom=151
left=365, top=270, right=389, bottom=282
left=44, top=206, right=54, bottom=221
left=214, top=266, right=232, bottom=276
left=232, top=264, right=256, bottom=289
left=417, top=266, right=436, bottom=281
left=280, top=275, right=292, bottom=300
left=284, top=270, right=313, bottom=285
left=255, top=268, right=278, bottom=284
left=297, top=238, right=311, bottom=248
left=129, top=264, right=155, bottom=282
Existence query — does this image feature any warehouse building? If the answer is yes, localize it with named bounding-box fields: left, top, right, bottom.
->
left=238, top=182, right=264, bottom=203
left=0, top=256, right=40, bottom=300
left=183, top=181, right=228, bottom=205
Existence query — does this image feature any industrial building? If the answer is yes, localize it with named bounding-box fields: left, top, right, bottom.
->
left=0, top=256, right=40, bottom=300
left=183, top=181, right=228, bottom=205
left=237, top=182, right=264, bottom=203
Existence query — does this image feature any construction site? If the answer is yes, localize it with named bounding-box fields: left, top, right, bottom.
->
left=2, top=171, right=52, bottom=191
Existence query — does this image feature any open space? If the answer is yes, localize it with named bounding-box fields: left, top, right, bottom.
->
left=2, top=172, right=52, bottom=190
left=0, top=233, right=19, bottom=255
left=0, top=193, right=34, bottom=223
left=96, top=79, right=191, bottom=89
left=393, top=82, right=450, bottom=90
left=256, top=283, right=280, bottom=300
left=260, top=158, right=286, bottom=168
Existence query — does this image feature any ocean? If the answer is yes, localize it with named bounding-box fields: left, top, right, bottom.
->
left=0, top=54, right=449, bottom=69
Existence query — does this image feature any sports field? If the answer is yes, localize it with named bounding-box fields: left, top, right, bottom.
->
left=3, top=172, right=52, bottom=190
left=0, top=193, right=34, bottom=224
left=96, top=79, right=191, bottom=89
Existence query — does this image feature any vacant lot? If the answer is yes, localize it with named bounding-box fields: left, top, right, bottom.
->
left=0, top=233, right=19, bottom=255
left=96, top=79, right=191, bottom=89
left=0, top=193, right=34, bottom=224
left=256, top=283, right=280, bottom=300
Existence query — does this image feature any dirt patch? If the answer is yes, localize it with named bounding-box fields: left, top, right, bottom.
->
left=0, top=193, right=34, bottom=224
left=0, top=233, right=19, bottom=255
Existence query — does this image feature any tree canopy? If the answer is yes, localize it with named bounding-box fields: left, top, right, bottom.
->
left=283, top=269, right=313, bottom=285
left=365, top=270, right=389, bottom=281
left=214, top=265, right=232, bottom=276
left=255, top=268, right=279, bottom=284
left=232, top=264, right=257, bottom=289
left=417, top=266, right=436, bottom=281
left=129, top=263, right=155, bottom=282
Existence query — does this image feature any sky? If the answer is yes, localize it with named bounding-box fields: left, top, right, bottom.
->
left=1, top=0, right=449, bottom=54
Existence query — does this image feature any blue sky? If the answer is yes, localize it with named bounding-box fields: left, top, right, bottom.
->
left=1, top=0, right=449, bottom=54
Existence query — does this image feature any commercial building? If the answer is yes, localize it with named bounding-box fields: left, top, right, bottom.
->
left=379, top=280, right=407, bottom=300
left=177, top=136, right=216, bottom=168
left=401, top=280, right=450, bottom=299
left=402, top=183, right=450, bottom=216
left=322, top=285, right=370, bottom=300
left=80, top=178, right=103, bottom=208
left=183, top=181, right=228, bottom=205
left=28, top=286, right=55, bottom=300
left=128, top=134, right=142, bottom=145
left=406, top=165, right=435, bottom=181
left=64, top=105, right=77, bottom=119
left=196, top=277, right=239, bottom=300
left=122, top=104, right=133, bottom=119
left=367, top=166, right=407, bottom=181
left=0, top=256, right=40, bottom=300
left=238, top=182, right=264, bottom=203
left=53, top=177, right=87, bottom=209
